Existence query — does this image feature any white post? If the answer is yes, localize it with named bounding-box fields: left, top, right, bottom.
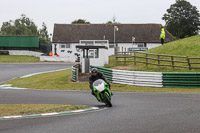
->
left=114, top=26, right=116, bottom=55
left=114, top=26, right=116, bottom=46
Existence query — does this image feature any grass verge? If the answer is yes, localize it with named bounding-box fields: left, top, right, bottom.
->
left=4, top=69, right=200, bottom=93
left=0, top=55, right=40, bottom=63
left=104, top=56, right=200, bottom=72
left=0, top=104, right=89, bottom=117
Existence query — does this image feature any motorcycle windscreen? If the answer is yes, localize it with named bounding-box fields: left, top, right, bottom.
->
left=93, top=79, right=105, bottom=92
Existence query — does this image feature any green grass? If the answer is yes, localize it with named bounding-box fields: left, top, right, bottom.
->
left=0, top=104, right=89, bottom=117
left=4, top=69, right=200, bottom=93
left=147, top=35, right=200, bottom=57
left=105, top=35, right=200, bottom=72
left=5, top=69, right=89, bottom=90
left=0, top=55, right=40, bottom=63
left=104, top=56, right=199, bottom=72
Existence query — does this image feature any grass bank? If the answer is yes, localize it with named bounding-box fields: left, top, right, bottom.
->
left=4, top=69, right=200, bottom=93
left=104, top=35, right=200, bottom=72
left=0, top=104, right=89, bottom=117
left=147, top=35, right=200, bottom=57
left=0, top=55, right=40, bottom=63
left=104, top=56, right=200, bottom=72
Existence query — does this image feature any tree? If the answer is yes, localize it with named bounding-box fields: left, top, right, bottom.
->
left=162, top=0, right=200, bottom=38
left=39, top=22, right=50, bottom=43
left=106, top=21, right=113, bottom=24
left=106, top=21, right=120, bottom=24
left=1, top=14, right=38, bottom=36
left=0, top=14, right=50, bottom=43
left=71, top=19, right=90, bottom=24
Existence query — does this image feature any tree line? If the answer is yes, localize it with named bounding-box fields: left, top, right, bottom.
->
left=0, top=14, right=51, bottom=43
left=0, top=15, right=118, bottom=44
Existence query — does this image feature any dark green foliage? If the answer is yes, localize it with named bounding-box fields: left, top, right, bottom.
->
left=39, top=23, right=50, bottom=43
left=0, top=14, right=50, bottom=43
left=1, top=14, right=38, bottom=36
left=106, top=21, right=113, bottom=24
left=106, top=21, right=120, bottom=24
left=71, top=19, right=90, bottom=24
left=162, top=0, right=200, bottom=38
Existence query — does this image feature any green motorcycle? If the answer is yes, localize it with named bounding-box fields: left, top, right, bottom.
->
left=93, top=79, right=112, bottom=107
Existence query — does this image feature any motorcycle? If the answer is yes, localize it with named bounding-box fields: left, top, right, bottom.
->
left=93, top=79, right=112, bottom=107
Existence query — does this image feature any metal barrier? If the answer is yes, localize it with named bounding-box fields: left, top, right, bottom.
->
left=112, top=69, right=163, bottom=87
left=72, top=64, right=80, bottom=82
left=90, top=66, right=112, bottom=82
left=90, top=66, right=200, bottom=88
left=90, top=66, right=163, bottom=87
left=163, top=73, right=200, bottom=88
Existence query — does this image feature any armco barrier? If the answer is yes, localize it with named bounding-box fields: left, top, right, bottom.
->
left=90, top=66, right=163, bottom=87
left=163, top=73, right=200, bottom=88
left=72, top=64, right=80, bottom=82
left=112, top=69, right=163, bottom=87
left=90, top=66, right=112, bottom=82
left=90, top=66, right=200, bottom=88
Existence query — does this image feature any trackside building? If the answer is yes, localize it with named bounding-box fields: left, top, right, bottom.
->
left=52, top=24, right=173, bottom=63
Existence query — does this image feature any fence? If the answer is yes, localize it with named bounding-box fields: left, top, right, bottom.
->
left=116, top=51, right=200, bottom=70
left=72, top=64, right=80, bottom=82
left=90, top=66, right=200, bottom=88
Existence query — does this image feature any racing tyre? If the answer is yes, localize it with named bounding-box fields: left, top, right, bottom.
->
left=103, top=93, right=112, bottom=107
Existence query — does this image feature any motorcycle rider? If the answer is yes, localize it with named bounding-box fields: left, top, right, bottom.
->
left=89, top=68, right=111, bottom=98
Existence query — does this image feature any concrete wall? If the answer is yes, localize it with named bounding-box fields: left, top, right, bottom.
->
left=40, top=56, right=75, bottom=62
left=8, top=50, right=43, bottom=57
left=52, top=43, right=78, bottom=62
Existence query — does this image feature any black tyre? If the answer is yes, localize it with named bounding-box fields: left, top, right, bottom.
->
left=103, top=93, right=112, bottom=107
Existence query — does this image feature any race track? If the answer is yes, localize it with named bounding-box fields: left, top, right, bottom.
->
left=1, top=63, right=200, bottom=133
left=0, top=63, right=74, bottom=83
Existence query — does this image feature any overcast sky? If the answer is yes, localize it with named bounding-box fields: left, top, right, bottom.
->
left=0, top=0, right=200, bottom=34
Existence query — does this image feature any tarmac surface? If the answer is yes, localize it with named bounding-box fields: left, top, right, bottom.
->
left=0, top=63, right=74, bottom=83
left=1, top=63, right=200, bottom=133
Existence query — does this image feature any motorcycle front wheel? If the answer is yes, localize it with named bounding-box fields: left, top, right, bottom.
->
left=103, top=93, right=112, bottom=107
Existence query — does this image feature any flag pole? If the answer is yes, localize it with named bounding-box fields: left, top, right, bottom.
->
left=114, top=26, right=116, bottom=55
left=114, top=26, right=116, bottom=46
